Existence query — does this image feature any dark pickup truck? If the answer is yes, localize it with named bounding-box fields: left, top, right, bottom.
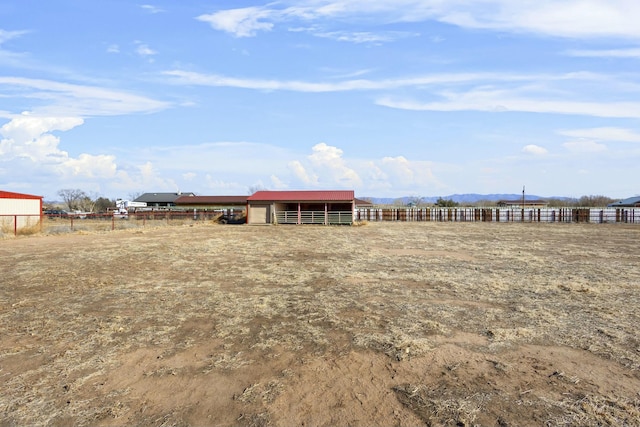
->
left=216, top=213, right=246, bottom=224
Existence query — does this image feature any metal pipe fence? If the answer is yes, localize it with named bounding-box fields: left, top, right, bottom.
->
left=1, top=210, right=235, bottom=237
left=2, top=207, right=639, bottom=237
left=275, top=210, right=353, bottom=225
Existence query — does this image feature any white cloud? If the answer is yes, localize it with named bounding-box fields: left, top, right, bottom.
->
left=377, top=90, right=640, bottom=119
left=164, top=70, right=640, bottom=119
left=287, top=143, right=362, bottom=188
left=562, top=140, right=607, bottom=153
left=381, top=156, right=415, bottom=181
left=0, top=114, right=122, bottom=192
left=135, top=42, right=157, bottom=57
left=288, top=160, right=317, bottom=185
left=106, top=44, right=120, bottom=54
left=0, top=77, right=169, bottom=117
left=270, top=174, right=288, bottom=189
left=197, top=1, right=640, bottom=40
left=162, top=69, right=541, bottom=93
left=437, top=1, right=640, bottom=39
left=558, top=127, right=640, bottom=143
left=59, top=154, right=118, bottom=178
left=566, top=48, right=640, bottom=58
left=197, top=7, right=275, bottom=37
left=522, top=144, right=548, bottom=155
left=285, top=143, right=444, bottom=194
left=140, top=4, right=164, bottom=14
left=1, top=114, right=83, bottom=146
left=0, top=29, right=29, bottom=45
left=313, top=30, right=419, bottom=44
left=308, top=143, right=362, bottom=187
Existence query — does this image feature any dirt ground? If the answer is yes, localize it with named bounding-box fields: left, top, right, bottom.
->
left=1, top=221, right=639, bottom=426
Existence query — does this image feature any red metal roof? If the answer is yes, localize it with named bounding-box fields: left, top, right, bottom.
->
left=0, top=190, right=43, bottom=200
left=248, top=190, right=354, bottom=202
left=174, top=195, right=247, bottom=205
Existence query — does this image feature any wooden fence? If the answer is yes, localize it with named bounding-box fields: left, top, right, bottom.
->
left=355, top=207, right=640, bottom=224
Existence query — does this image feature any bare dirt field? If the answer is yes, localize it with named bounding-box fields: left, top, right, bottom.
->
left=1, top=221, right=639, bottom=426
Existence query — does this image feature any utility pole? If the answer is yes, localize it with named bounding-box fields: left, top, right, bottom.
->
left=522, top=185, right=525, bottom=222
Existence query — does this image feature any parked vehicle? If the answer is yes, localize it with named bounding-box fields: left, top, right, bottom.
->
left=44, top=209, right=69, bottom=218
left=68, top=210, right=89, bottom=219
left=216, top=213, right=246, bottom=224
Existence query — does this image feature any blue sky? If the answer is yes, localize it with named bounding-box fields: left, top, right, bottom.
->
left=2, top=0, right=640, bottom=201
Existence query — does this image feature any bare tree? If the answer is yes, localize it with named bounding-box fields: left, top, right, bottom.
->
left=407, top=195, right=424, bottom=207
left=578, top=195, right=615, bottom=207
left=248, top=185, right=267, bottom=195
left=128, top=192, right=143, bottom=201
left=58, top=189, right=88, bottom=211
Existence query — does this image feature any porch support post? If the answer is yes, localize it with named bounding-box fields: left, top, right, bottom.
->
left=325, top=203, right=328, bottom=225
left=297, top=202, right=301, bottom=224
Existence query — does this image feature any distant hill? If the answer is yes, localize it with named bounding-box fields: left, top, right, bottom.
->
left=364, top=194, right=564, bottom=206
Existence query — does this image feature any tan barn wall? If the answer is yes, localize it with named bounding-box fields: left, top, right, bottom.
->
left=248, top=204, right=270, bottom=224
left=0, top=198, right=42, bottom=229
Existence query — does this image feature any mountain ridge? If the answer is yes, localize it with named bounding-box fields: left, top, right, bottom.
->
left=363, top=193, right=568, bottom=205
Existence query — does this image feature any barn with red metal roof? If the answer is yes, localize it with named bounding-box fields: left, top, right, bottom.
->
left=246, top=190, right=355, bottom=225
left=1, top=190, right=43, bottom=234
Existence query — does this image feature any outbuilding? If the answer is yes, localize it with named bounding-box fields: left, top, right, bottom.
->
left=246, top=190, right=355, bottom=225
left=174, top=195, right=248, bottom=221
left=0, top=190, right=43, bottom=233
left=174, top=195, right=247, bottom=210
left=134, top=192, right=195, bottom=208
left=607, top=196, right=640, bottom=207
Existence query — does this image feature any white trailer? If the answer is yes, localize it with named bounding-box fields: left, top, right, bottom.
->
left=114, top=199, right=147, bottom=218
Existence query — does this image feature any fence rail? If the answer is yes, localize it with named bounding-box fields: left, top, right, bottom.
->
left=2, top=207, right=639, bottom=237
left=1, top=210, right=233, bottom=236
left=355, top=207, right=640, bottom=224
left=275, top=210, right=353, bottom=225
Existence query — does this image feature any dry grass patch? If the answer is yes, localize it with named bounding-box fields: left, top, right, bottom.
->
left=1, top=222, right=639, bottom=426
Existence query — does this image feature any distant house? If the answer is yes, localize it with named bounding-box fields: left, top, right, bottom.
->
left=607, top=196, right=640, bottom=208
left=134, top=192, right=195, bottom=208
left=354, top=198, right=374, bottom=208
left=174, top=195, right=247, bottom=210
left=246, top=190, right=355, bottom=225
left=497, top=199, right=548, bottom=208
left=0, top=190, right=43, bottom=231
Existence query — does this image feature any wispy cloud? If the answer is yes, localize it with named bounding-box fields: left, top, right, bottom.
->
left=558, top=127, right=640, bottom=143
left=163, top=69, right=640, bottom=119
left=313, top=30, right=419, bottom=44
left=0, top=77, right=169, bottom=117
left=197, top=7, right=275, bottom=38
left=377, top=92, right=640, bottom=119
left=162, top=69, right=553, bottom=92
left=522, top=145, right=548, bottom=155
left=135, top=42, right=157, bottom=57
left=563, top=140, right=608, bottom=153
left=106, top=44, right=120, bottom=54
left=140, top=4, right=165, bottom=14
left=566, top=48, right=640, bottom=58
left=196, top=1, right=640, bottom=40
left=0, top=29, right=29, bottom=44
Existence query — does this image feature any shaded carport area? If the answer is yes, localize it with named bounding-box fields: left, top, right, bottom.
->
left=174, top=195, right=248, bottom=223
left=247, top=190, right=355, bottom=225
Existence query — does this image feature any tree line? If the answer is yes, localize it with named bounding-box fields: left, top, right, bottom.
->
left=388, top=195, right=618, bottom=208
left=45, top=189, right=115, bottom=213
